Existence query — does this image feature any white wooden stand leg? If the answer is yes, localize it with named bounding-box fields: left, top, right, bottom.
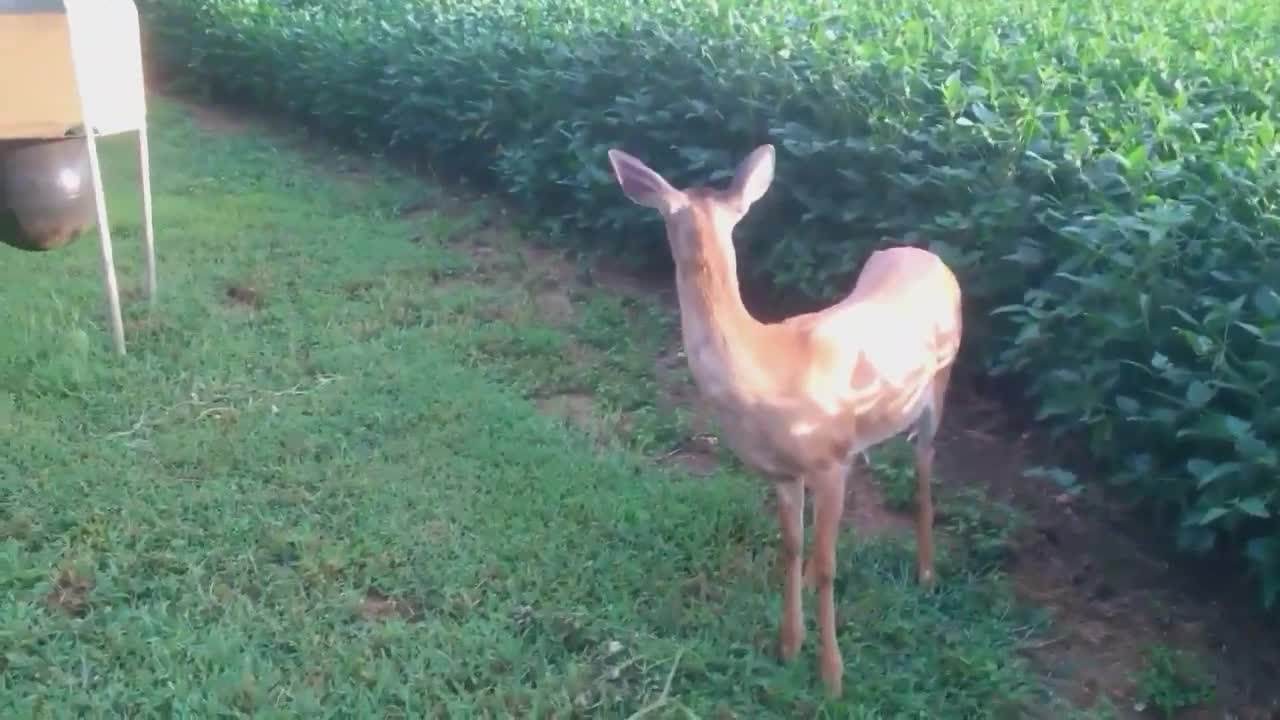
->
left=83, top=128, right=126, bottom=356
left=137, top=124, right=156, bottom=303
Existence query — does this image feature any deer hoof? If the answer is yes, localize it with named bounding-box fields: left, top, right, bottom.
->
left=918, top=566, right=937, bottom=589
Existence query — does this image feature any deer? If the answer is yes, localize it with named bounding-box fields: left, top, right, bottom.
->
left=605, top=144, right=963, bottom=698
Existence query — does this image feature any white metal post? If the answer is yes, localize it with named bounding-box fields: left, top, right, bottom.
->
left=63, top=0, right=127, bottom=355
left=138, top=122, right=156, bottom=304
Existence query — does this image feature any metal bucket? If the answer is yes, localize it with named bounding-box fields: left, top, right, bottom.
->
left=0, top=137, right=97, bottom=252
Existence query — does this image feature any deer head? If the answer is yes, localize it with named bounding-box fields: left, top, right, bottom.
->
left=606, top=145, right=776, bottom=268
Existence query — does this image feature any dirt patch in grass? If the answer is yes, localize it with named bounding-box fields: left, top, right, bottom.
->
left=533, top=288, right=577, bottom=326
left=655, top=433, right=722, bottom=477
left=536, top=392, right=603, bottom=435
left=44, top=567, right=92, bottom=617
left=358, top=589, right=418, bottom=622
left=342, top=279, right=379, bottom=298
left=225, top=283, right=264, bottom=308
left=846, top=459, right=916, bottom=539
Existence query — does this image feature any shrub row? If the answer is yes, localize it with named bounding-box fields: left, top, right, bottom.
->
left=138, top=0, right=1280, bottom=607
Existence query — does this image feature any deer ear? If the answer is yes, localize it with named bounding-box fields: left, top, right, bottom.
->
left=727, top=144, right=775, bottom=213
left=607, top=148, right=686, bottom=214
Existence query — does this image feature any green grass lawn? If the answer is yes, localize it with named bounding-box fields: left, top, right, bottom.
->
left=1, top=101, right=1070, bottom=718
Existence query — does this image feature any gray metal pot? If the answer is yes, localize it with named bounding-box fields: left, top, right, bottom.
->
left=0, top=137, right=98, bottom=252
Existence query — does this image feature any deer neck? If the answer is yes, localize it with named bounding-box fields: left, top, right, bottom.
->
left=671, top=239, right=769, bottom=399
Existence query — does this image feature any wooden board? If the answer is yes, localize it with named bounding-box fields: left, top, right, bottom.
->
left=0, top=0, right=147, bottom=139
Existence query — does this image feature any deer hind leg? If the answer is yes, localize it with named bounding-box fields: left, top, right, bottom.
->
left=810, top=466, right=848, bottom=698
left=774, top=478, right=806, bottom=662
left=913, top=364, right=953, bottom=588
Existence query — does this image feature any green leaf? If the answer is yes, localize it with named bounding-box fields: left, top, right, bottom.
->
left=1002, top=241, right=1044, bottom=266
left=1184, top=381, right=1214, bottom=408
left=942, top=70, right=964, bottom=115
left=1258, top=116, right=1277, bottom=147
left=1123, top=144, right=1148, bottom=174
left=971, top=103, right=999, bottom=126
left=1224, top=415, right=1256, bottom=442
left=1236, top=497, right=1271, bottom=519
left=1186, top=459, right=1239, bottom=489
left=1116, top=395, right=1141, bottom=415
left=1196, top=506, right=1230, bottom=526
left=1235, top=321, right=1263, bottom=338
left=1253, top=288, right=1280, bottom=320
left=1246, top=536, right=1279, bottom=565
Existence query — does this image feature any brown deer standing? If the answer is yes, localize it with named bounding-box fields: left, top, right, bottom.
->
left=606, top=144, right=963, bottom=697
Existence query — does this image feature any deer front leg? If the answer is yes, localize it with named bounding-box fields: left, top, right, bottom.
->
left=811, top=467, right=848, bottom=698
left=774, top=479, right=805, bottom=662
left=914, top=442, right=937, bottom=588
left=916, top=371, right=951, bottom=589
